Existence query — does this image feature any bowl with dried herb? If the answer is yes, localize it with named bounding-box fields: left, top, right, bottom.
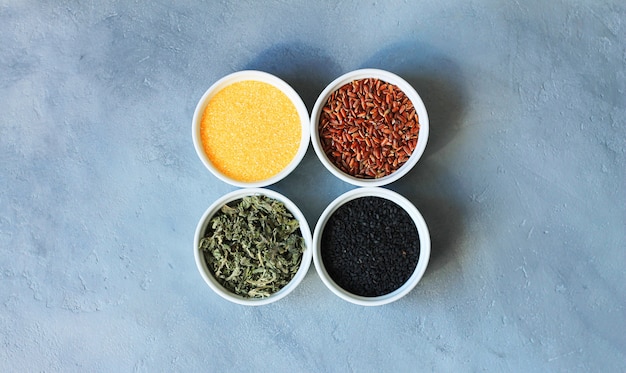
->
left=311, top=69, right=429, bottom=187
left=192, top=70, right=310, bottom=188
left=312, top=187, right=430, bottom=306
left=194, top=188, right=312, bottom=305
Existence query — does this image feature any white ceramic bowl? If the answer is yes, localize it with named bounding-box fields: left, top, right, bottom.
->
left=312, top=187, right=430, bottom=306
left=194, top=188, right=312, bottom=306
left=192, top=70, right=310, bottom=188
left=311, top=69, right=429, bottom=187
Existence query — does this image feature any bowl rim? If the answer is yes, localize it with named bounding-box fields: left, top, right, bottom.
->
left=194, top=188, right=313, bottom=306
left=192, top=70, right=311, bottom=188
left=312, top=187, right=431, bottom=306
left=310, top=68, right=429, bottom=187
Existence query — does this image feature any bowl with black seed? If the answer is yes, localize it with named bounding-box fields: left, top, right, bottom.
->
left=194, top=188, right=312, bottom=305
left=310, top=69, right=429, bottom=187
left=312, top=187, right=430, bottom=306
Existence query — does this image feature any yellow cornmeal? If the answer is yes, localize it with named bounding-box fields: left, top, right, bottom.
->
left=200, top=80, right=301, bottom=182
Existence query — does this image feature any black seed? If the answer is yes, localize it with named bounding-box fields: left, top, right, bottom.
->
left=321, top=196, right=420, bottom=297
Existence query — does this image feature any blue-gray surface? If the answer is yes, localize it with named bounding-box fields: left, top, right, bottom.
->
left=1, top=1, right=625, bottom=371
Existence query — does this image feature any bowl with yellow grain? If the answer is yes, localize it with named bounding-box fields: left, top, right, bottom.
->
left=192, top=70, right=311, bottom=188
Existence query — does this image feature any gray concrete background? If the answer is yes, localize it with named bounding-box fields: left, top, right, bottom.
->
left=1, top=1, right=625, bottom=371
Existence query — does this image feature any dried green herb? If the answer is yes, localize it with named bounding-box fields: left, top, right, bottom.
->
left=199, top=195, right=305, bottom=298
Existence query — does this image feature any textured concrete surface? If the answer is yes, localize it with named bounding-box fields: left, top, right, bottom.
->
left=1, top=1, right=625, bottom=371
